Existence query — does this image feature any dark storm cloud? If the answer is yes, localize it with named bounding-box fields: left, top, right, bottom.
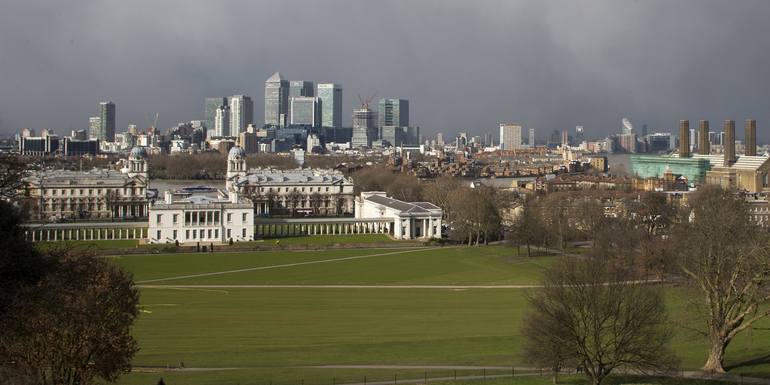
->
left=2, top=0, right=770, bottom=141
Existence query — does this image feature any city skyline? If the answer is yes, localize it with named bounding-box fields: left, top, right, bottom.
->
left=3, top=1, right=770, bottom=141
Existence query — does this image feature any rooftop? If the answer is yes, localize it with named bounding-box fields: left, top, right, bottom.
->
left=26, top=169, right=138, bottom=186
left=232, top=168, right=352, bottom=186
left=365, top=194, right=441, bottom=214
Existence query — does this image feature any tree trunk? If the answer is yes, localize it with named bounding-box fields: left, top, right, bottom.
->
left=703, top=338, right=728, bottom=373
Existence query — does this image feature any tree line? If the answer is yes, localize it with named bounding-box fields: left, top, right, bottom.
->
left=518, top=186, right=770, bottom=384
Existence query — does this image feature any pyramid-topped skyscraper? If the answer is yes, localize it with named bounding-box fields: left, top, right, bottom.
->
left=264, top=72, right=289, bottom=127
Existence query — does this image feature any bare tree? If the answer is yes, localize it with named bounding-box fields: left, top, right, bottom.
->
left=673, top=186, right=770, bottom=372
left=511, top=197, right=546, bottom=257
left=523, top=258, right=677, bottom=385
left=309, top=192, right=323, bottom=216
left=0, top=251, right=139, bottom=385
left=0, top=153, right=29, bottom=200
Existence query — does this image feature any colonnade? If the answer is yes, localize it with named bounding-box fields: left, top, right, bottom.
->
left=25, top=226, right=147, bottom=242
left=255, top=220, right=392, bottom=237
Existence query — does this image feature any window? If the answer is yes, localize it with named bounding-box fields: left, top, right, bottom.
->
left=186, top=230, right=190, bottom=239
left=242, top=213, right=247, bottom=222
left=208, top=229, right=212, bottom=238
left=173, top=230, right=177, bottom=240
left=214, top=211, right=220, bottom=224
left=227, top=229, right=231, bottom=239
left=192, top=230, right=197, bottom=239
left=242, top=228, right=246, bottom=237
left=156, top=214, right=162, bottom=223
left=227, top=213, right=232, bottom=223
left=173, top=214, right=178, bottom=224
left=214, top=229, right=219, bottom=238
left=156, top=230, right=161, bottom=239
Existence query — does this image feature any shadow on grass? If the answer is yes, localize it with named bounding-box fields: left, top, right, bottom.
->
left=725, top=353, right=770, bottom=372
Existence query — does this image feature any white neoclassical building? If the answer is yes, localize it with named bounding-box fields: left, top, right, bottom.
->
left=225, top=146, right=355, bottom=216
left=23, top=146, right=150, bottom=221
left=148, top=190, right=254, bottom=244
left=355, top=192, right=443, bottom=240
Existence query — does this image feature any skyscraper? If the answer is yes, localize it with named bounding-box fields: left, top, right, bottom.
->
left=377, top=99, right=409, bottom=128
left=745, top=119, right=757, bottom=156
left=679, top=120, right=690, bottom=158
left=228, top=95, right=253, bottom=136
left=499, top=123, right=522, bottom=150
left=89, top=117, right=101, bottom=139
left=724, top=120, right=736, bottom=165
left=205, top=97, right=227, bottom=134
left=529, top=128, right=536, bottom=147
left=98, top=101, right=116, bottom=142
left=264, top=72, right=289, bottom=127
left=698, top=120, right=710, bottom=155
left=317, top=83, right=342, bottom=128
left=214, top=105, right=230, bottom=137
left=290, top=97, right=321, bottom=127
left=289, top=81, right=314, bottom=98
left=352, top=107, right=375, bottom=148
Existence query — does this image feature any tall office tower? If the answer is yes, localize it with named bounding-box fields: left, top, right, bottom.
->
left=98, top=101, right=116, bottom=142
left=724, top=120, right=736, bottom=165
left=214, top=105, right=230, bottom=137
left=709, top=131, right=720, bottom=146
left=679, top=120, right=690, bottom=157
left=745, top=119, right=757, bottom=156
left=89, top=117, right=101, bottom=139
left=499, top=123, right=522, bottom=150
left=228, top=95, right=253, bottom=136
left=561, top=129, right=569, bottom=147
left=621, top=118, right=634, bottom=135
left=529, top=128, right=535, bottom=147
left=436, top=132, right=444, bottom=145
left=641, top=124, right=649, bottom=137
left=377, top=99, right=409, bottom=128
left=698, top=120, right=710, bottom=155
left=204, top=97, right=227, bottom=134
left=575, top=126, right=584, bottom=144
left=351, top=107, right=375, bottom=148
left=264, top=72, right=289, bottom=127
left=689, top=128, right=698, bottom=152
left=317, top=83, right=342, bottom=128
left=289, top=81, right=314, bottom=98
left=290, top=97, right=321, bottom=127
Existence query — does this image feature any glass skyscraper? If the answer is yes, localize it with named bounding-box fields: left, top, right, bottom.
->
left=317, top=83, right=342, bottom=128
left=290, top=97, right=320, bottom=127
left=205, top=97, right=227, bottom=135
left=228, top=95, right=253, bottom=136
left=264, top=72, right=289, bottom=127
left=289, top=80, right=314, bottom=98
left=377, top=98, right=409, bottom=128
left=99, top=101, right=116, bottom=142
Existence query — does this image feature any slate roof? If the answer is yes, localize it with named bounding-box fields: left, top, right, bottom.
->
left=366, top=194, right=441, bottom=214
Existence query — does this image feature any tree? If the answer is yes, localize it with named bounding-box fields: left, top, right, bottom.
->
left=309, top=192, right=323, bottom=216
left=511, top=198, right=546, bottom=257
left=0, top=251, right=139, bottom=385
left=286, top=190, right=303, bottom=216
left=0, top=153, right=29, bottom=200
left=523, top=258, right=677, bottom=385
left=673, top=186, right=770, bottom=372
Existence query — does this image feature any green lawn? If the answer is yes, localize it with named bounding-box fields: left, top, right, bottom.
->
left=121, top=246, right=556, bottom=285
left=112, top=245, right=770, bottom=385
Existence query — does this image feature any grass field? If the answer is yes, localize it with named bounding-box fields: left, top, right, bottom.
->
left=112, top=245, right=770, bottom=385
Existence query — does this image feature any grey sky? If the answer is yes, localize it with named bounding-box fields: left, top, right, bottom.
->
left=2, top=0, right=770, bottom=141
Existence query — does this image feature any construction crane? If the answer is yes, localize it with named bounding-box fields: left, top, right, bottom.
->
left=357, top=92, right=377, bottom=109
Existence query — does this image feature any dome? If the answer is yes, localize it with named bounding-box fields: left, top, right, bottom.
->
left=130, top=146, right=148, bottom=158
left=228, top=146, right=246, bottom=159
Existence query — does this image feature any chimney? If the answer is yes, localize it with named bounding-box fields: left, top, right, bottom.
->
left=679, top=120, right=690, bottom=157
left=745, top=119, right=757, bottom=156
left=698, top=120, right=710, bottom=155
left=164, top=191, right=173, bottom=204
left=230, top=191, right=239, bottom=204
left=724, top=120, right=736, bottom=166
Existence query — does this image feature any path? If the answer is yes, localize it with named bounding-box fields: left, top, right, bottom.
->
left=138, top=284, right=540, bottom=289
left=135, top=247, right=443, bottom=284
